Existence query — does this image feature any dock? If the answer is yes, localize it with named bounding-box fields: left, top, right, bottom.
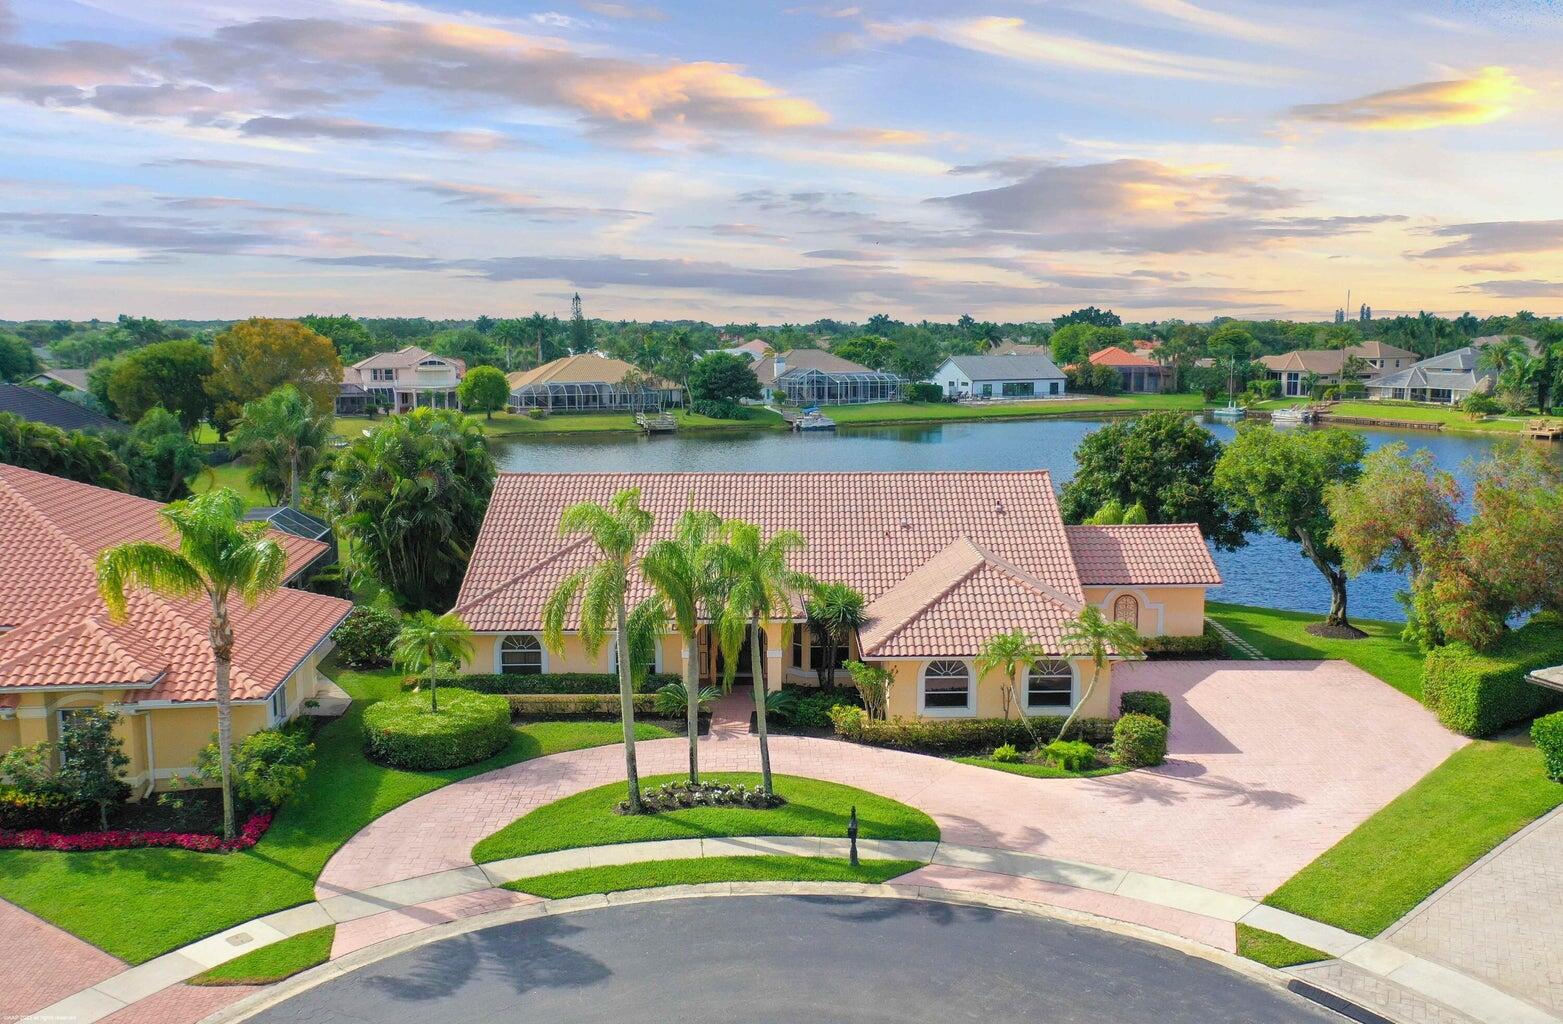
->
left=1525, top=419, right=1563, bottom=441
left=635, top=412, right=678, bottom=435
left=781, top=409, right=837, bottom=432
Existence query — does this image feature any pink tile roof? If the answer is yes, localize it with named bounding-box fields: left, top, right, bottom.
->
left=0, top=463, right=352, bottom=701
left=1088, top=346, right=1163, bottom=369
left=1065, top=525, right=1222, bottom=586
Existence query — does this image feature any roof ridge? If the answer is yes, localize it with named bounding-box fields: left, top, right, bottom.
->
left=454, top=535, right=595, bottom=615
left=864, top=538, right=988, bottom=653
left=0, top=470, right=100, bottom=579
left=965, top=537, right=1084, bottom=612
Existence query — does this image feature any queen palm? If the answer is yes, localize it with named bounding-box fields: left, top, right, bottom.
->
left=543, top=488, right=655, bottom=811
left=976, top=629, right=1045, bottom=738
left=392, top=611, right=474, bottom=714
left=1057, top=606, right=1144, bottom=741
left=640, top=509, right=723, bottom=784
left=230, top=384, right=331, bottom=508
left=715, top=520, right=813, bottom=798
left=96, top=488, right=286, bottom=840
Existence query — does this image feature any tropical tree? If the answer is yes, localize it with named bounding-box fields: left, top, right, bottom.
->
left=0, top=413, right=130, bottom=491
left=95, top=488, right=286, bottom=839
left=457, top=365, right=510, bottom=420
left=206, top=318, right=343, bottom=433
left=230, top=385, right=332, bottom=508
left=1057, top=606, right=1144, bottom=741
left=714, top=520, right=813, bottom=798
left=640, top=509, right=723, bottom=783
left=543, top=488, right=656, bottom=811
left=1478, top=337, right=1540, bottom=413
left=805, top=582, right=865, bottom=687
left=976, top=629, right=1045, bottom=734
left=392, top=611, right=474, bottom=713
left=116, top=406, right=203, bottom=502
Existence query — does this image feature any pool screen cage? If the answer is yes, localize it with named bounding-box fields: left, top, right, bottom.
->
left=776, top=367, right=904, bottom=405
left=509, top=380, right=679, bottom=412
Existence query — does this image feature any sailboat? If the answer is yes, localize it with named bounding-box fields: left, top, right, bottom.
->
left=1210, top=357, right=1246, bottom=420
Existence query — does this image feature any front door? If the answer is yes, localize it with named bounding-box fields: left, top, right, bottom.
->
left=706, top=626, right=766, bottom=684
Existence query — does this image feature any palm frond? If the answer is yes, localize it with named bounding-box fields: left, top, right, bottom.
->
left=95, top=543, right=205, bottom=621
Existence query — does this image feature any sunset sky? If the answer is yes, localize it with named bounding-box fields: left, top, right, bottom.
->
left=2, top=0, right=1561, bottom=323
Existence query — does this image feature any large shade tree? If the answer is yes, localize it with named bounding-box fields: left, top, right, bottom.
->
left=206, top=318, right=342, bottom=433
left=102, top=339, right=214, bottom=430
left=230, top=385, right=332, bottom=508
left=96, top=489, right=286, bottom=839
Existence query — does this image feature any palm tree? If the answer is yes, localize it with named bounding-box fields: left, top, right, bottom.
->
left=543, top=488, right=655, bottom=811
left=230, top=384, right=332, bottom=508
left=976, top=629, right=1045, bottom=738
left=805, top=582, right=865, bottom=688
left=1478, top=337, right=1540, bottom=414
left=641, top=509, right=723, bottom=784
left=1057, top=606, right=1145, bottom=741
left=714, top=520, right=813, bottom=798
left=95, top=488, right=286, bottom=839
left=392, top=611, right=474, bottom=713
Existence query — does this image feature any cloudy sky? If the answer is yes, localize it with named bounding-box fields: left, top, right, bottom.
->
left=2, top=0, right=1561, bottom=323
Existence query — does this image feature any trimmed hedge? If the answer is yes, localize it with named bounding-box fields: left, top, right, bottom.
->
left=1119, top=690, right=1172, bottom=727
left=1421, top=620, right=1563, bottom=737
left=1114, top=713, right=1168, bottom=767
left=430, top=672, right=680, bottom=696
left=779, top=684, right=863, bottom=728
left=362, top=689, right=513, bottom=770
left=502, top=693, right=659, bottom=719
left=1142, top=624, right=1226, bottom=659
left=830, top=712, right=1115, bottom=756
left=0, top=788, right=94, bottom=832
left=1534, top=711, right=1563, bottom=782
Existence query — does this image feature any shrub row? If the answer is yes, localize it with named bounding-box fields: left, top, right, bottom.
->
left=502, top=693, right=660, bottom=719
left=0, top=788, right=96, bottom=832
left=779, top=684, right=863, bottom=728
left=1141, top=624, right=1227, bottom=660
left=363, top=689, right=513, bottom=770
left=1534, top=711, right=1563, bottom=782
left=1422, top=618, right=1563, bottom=737
left=0, top=812, right=272, bottom=854
left=829, top=710, right=1115, bottom=756
left=430, top=672, right=680, bottom=696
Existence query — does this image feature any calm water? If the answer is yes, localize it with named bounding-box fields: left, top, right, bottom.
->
left=492, top=417, right=1554, bottom=622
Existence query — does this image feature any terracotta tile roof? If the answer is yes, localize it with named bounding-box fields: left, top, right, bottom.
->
left=1065, top=525, right=1222, bottom=586
left=507, top=354, right=675, bottom=391
left=0, top=463, right=351, bottom=700
left=1087, top=347, right=1162, bottom=369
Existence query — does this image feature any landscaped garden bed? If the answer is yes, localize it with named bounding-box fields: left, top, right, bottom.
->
left=0, top=810, right=273, bottom=854
left=623, top=780, right=783, bottom=814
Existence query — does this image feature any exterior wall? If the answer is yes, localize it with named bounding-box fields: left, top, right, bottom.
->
left=464, top=631, right=681, bottom=677
left=879, top=657, right=1113, bottom=720
left=932, top=359, right=1065, bottom=399
left=1083, top=586, right=1207, bottom=636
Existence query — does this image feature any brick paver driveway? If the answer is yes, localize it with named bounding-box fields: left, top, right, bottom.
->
left=320, top=660, right=1464, bottom=902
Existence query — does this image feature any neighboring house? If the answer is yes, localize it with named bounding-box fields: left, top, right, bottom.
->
left=338, top=346, right=465, bottom=415
left=722, top=339, right=771, bottom=363
left=1258, top=341, right=1419, bottom=397
left=755, top=350, right=904, bottom=405
left=452, top=471, right=1220, bottom=720
left=26, top=369, right=91, bottom=394
left=0, top=382, right=124, bottom=432
left=507, top=353, right=683, bottom=412
left=1081, top=347, right=1171, bottom=393
left=990, top=342, right=1050, bottom=357
left=932, top=354, right=1067, bottom=400
left=241, top=506, right=337, bottom=582
left=1363, top=336, right=1537, bottom=404
left=0, top=464, right=351, bottom=797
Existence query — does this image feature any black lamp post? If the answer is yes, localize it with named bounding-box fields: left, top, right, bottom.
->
left=847, top=805, right=859, bottom=867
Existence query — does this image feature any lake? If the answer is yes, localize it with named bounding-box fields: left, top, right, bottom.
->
left=491, top=416, right=1554, bottom=622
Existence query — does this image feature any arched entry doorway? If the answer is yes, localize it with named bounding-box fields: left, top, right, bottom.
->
left=701, top=625, right=766, bottom=685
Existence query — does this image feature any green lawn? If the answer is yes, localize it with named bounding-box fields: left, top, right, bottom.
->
left=188, top=459, right=271, bottom=506
left=1207, top=602, right=1425, bottom=700
left=472, top=772, right=938, bottom=863
left=821, top=392, right=1207, bottom=426
left=188, top=926, right=334, bottom=986
left=1326, top=401, right=1530, bottom=433
left=0, top=661, right=672, bottom=964
left=505, top=855, right=921, bottom=900
left=1263, top=738, right=1563, bottom=937
left=335, top=407, right=787, bottom=438
left=1235, top=924, right=1327, bottom=969
left=954, top=757, right=1132, bottom=780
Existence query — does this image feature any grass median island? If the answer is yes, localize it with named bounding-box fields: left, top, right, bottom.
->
left=473, top=772, right=938, bottom=863
left=1235, top=924, right=1328, bottom=970
left=504, top=855, right=922, bottom=900
left=1263, top=738, right=1563, bottom=937
left=188, top=926, right=334, bottom=986
left=1207, top=602, right=1425, bottom=700
left=0, top=660, right=673, bottom=964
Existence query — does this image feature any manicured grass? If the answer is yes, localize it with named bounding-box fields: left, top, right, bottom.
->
left=1326, top=401, right=1529, bottom=433
left=472, top=772, right=939, bottom=863
left=822, top=392, right=1206, bottom=426
left=1235, top=924, right=1327, bottom=969
left=1263, top=739, right=1563, bottom=937
left=0, top=660, right=672, bottom=964
left=336, top=407, right=787, bottom=438
left=504, top=855, right=921, bottom=900
left=188, top=459, right=271, bottom=506
left=955, top=757, right=1132, bottom=780
left=1207, top=602, right=1425, bottom=700
left=188, top=926, right=334, bottom=986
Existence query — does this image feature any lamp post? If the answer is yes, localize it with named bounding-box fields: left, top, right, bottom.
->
left=847, top=805, right=859, bottom=867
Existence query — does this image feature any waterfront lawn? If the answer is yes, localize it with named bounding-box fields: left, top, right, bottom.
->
left=188, top=926, right=334, bottom=986
left=472, top=772, right=939, bottom=862
left=822, top=392, right=1206, bottom=425
left=1263, top=738, right=1563, bottom=937
left=1328, top=401, right=1528, bottom=432
left=1207, top=602, right=1424, bottom=700
left=0, top=659, right=672, bottom=964
left=505, top=855, right=921, bottom=900
left=1235, top=925, right=1327, bottom=969
left=335, top=407, right=786, bottom=438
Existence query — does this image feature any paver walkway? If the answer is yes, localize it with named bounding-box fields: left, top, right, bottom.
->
left=319, top=660, right=1463, bottom=901
left=0, top=898, right=123, bottom=1020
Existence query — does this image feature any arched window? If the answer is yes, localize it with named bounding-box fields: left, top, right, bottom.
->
left=922, top=660, right=971, bottom=711
left=500, top=634, right=543, bottom=675
left=1026, top=660, right=1075, bottom=709
left=1112, top=594, right=1140, bottom=627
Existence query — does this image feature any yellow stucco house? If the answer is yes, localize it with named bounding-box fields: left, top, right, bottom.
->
left=0, top=464, right=352, bottom=796
left=453, top=471, right=1221, bottom=720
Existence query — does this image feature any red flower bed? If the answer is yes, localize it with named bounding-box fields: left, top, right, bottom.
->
left=0, top=811, right=272, bottom=853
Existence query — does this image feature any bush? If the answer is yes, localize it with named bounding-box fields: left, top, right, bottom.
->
left=1044, top=739, right=1097, bottom=771
left=1119, top=690, right=1172, bottom=727
left=780, top=684, right=863, bottom=728
left=1114, top=713, right=1168, bottom=767
left=1461, top=392, right=1501, bottom=418
left=194, top=728, right=315, bottom=807
left=0, top=788, right=94, bottom=831
left=624, top=780, right=784, bottom=815
left=830, top=713, right=1115, bottom=756
left=691, top=398, right=755, bottom=420
left=906, top=382, right=944, bottom=403
left=990, top=743, right=1022, bottom=763
left=1533, top=711, right=1563, bottom=781
left=502, top=693, right=661, bottom=719
left=435, top=672, right=679, bottom=695
left=1141, top=624, right=1226, bottom=659
left=1422, top=621, right=1563, bottom=737
left=362, top=689, right=513, bottom=770
left=654, top=682, right=718, bottom=717
left=330, top=606, right=400, bottom=668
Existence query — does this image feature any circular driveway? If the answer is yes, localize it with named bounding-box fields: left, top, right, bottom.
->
left=251, top=896, right=1336, bottom=1024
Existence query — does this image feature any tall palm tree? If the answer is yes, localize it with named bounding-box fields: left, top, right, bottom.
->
left=976, top=629, right=1045, bottom=737
left=1057, top=606, right=1145, bottom=741
left=640, top=509, right=723, bottom=783
left=805, top=582, right=865, bottom=688
left=230, top=384, right=332, bottom=509
left=96, top=488, right=286, bottom=839
left=543, top=488, right=655, bottom=811
left=715, top=520, right=813, bottom=798
left=392, top=611, right=474, bottom=714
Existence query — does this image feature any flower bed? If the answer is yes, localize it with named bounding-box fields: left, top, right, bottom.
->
left=0, top=811, right=273, bottom=853
left=619, top=780, right=786, bottom=815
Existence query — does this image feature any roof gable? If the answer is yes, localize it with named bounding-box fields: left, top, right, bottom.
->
left=944, top=354, right=1065, bottom=380
left=0, top=384, right=125, bottom=432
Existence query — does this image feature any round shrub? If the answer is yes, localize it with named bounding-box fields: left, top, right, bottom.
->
left=331, top=606, right=400, bottom=668
left=1534, top=710, right=1563, bottom=782
left=990, top=743, right=1022, bottom=763
left=1119, top=690, right=1172, bottom=727
left=362, top=689, right=512, bottom=770
left=1113, top=713, right=1168, bottom=768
